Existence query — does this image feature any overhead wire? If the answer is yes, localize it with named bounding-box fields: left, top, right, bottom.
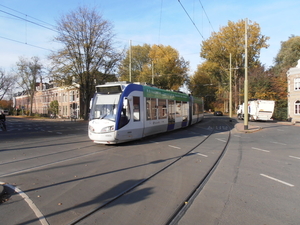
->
left=0, top=9, right=57, bottom=32
left=158, top=0, right=163, bottom=43
left=177, top=0, right=205, bottom=40
left=0, top=35, right=53, bottom=51
left=0, top=4, right=56, bottom=29
left=198, top=0, right=215, bottom=33
left=0, top=4, right=58, bottom=52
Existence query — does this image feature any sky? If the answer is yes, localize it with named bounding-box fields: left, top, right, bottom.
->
left=0, top=0, right=299, bottom=77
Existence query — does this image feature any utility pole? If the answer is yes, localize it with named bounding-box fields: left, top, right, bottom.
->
left=129, top=40, right=132, bottom=82
left=229, top=53, right=232, bottom=118
left=152, top=61, right=154, bottom=85
left=244, top=18, right=249, bottom=130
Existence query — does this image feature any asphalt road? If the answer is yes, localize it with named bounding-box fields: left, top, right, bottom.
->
left=179, top=119, right=300, bottom=225
left=1, top=116, right=300, bottom=225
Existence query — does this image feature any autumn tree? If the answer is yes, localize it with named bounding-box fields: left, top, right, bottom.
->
left=50, top=6, right=121, bottom=120
left=119, top=44, right=189, bottom=90
left=268, top=35, right=300, bottom=120
left=119, top=44, right=151, bottom=82
left=247, top=64, right=276, bottom=99
left=50, top=100, right=59, bottom=115
left=189, top=62, right=218, bottom=110
left=0, top=68, right=15, bottom=101
left=148, top=44, right=189, bottom=90
left=0, top=99, right=13, bottom=111
left=273, top=35, right=300, bottom=73
left=16, top=56, right=43, bottom=116
left=194, top=19, right=269, bottom=110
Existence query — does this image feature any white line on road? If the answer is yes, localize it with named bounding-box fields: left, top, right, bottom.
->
left=197, top=153, right=208, bottom=157
left=260, top=174, right=294, bottom=187
left=270, top=141, right=287, bottom=145
left=0, top=151, right=104, bottom=178
left=0, top=181, right=49, bottom=225
left=233, top=135, right=241, bottom=137
left=289, top=155, right=300, bottom=160
left=252, top=147, right=270, bottom=152
left=216, top=138, right=226, bottom=142
left=168, top=145, right=181, bottom=149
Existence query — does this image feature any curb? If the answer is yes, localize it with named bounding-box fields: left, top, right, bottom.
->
left=234, top=124, right=262, bottom=133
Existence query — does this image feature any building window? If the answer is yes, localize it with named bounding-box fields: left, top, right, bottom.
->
left=295, top=78, right=300, bottom=91
left=295, top=100, right=300, bottom=115
left=70, top=91, right=75, bottom=102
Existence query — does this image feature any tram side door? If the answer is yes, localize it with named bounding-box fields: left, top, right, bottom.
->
left=129, top=92, right=144, bottom=139
left=117, top=91, right=145, bottom=140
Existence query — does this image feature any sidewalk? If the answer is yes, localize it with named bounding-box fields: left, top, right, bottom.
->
left=9, top=115, right=85, bottom=122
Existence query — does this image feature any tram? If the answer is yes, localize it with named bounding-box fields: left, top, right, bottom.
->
left=88, top=81, right=204, bottom=144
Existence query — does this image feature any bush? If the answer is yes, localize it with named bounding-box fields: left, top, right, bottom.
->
left=273, top=100, right=287, bottom=121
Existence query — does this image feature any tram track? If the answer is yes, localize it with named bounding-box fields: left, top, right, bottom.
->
left=68, top=120, right=232, bottom=225
left=168, top=121, right=231, bottom=224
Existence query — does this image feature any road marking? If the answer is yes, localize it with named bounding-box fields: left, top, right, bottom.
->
left=168, top=145, right=181, bottom=149
left=233, top=135, right=241, bottom=137
left=0, top=151, right=103, bottom=178
left=0, top=181, right=49, bottom=225
left=270, top=141, right=286, bottom=145
left=252, top=147, right=270, bottom=152
left=56, top=132, right=62, bottom=134
left=260, top=174, right=294, bottom=187
left=197, top=153, right=208, bottom=157
left=289, top=155, right=300, bottom=160
left=277, top=129, right=285, bottom=132
left=216, top=138, right=226, bottom=142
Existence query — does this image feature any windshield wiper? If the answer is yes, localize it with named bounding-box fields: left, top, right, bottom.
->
left=100, top=114, right=107, bottom=119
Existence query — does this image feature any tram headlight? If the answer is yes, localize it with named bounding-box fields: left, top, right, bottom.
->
left=89, top=125, right=98, bottom=133
left=101, top=125, right=115, bottom=133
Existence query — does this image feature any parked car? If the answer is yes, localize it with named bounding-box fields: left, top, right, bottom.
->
left=214, top=111, right=223, bottom=116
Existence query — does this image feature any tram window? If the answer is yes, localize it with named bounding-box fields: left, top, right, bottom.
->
left=133, top=96, right=140, bottom=121
left=182, top=101, right=188, bottom=121
left=151, top=98, right=157, bottom=120
left=119, top=98, right=131, bottom=129
left=193, top=102, right=199, bottom=115
left=176, top=101, right=181, bottom=117
left=146, top=98, right=151, bottom=120
left=158, top=99, right=167, bottom=119
left=168, top=100, right=175, bottom=122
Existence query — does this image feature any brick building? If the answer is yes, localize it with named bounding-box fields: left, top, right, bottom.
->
left=287, top=60, right=300, bottom=123
left=14, top=82, right=80, bottom=118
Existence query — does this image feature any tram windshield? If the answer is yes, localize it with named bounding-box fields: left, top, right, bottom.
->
left=90, top=94, right=120, bottom=121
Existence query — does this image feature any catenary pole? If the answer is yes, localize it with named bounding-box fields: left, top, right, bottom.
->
left=244, top=18, right=249, bottom=130
left=129, top=40, right=132, bottom=82
left=229, top=53, right=232, bottom=118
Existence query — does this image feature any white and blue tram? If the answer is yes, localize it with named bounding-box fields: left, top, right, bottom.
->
left=88, top=82, right=204, bottom=144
